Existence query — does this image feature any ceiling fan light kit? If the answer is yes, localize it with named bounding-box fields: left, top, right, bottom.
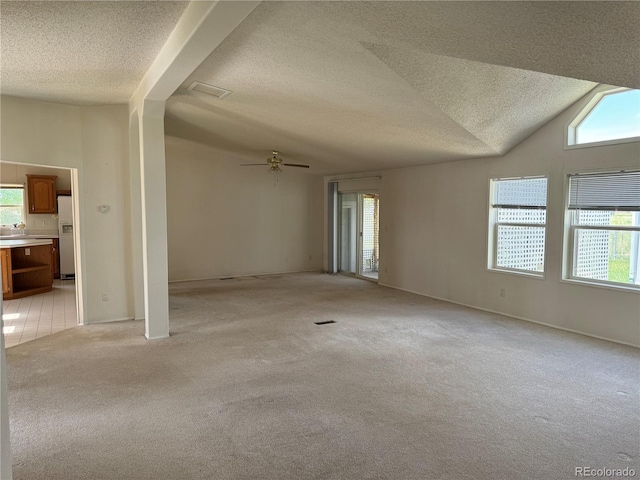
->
left=241, top=151, right=310, bottom=185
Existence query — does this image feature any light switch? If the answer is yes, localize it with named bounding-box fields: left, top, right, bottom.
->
left=25, top=248, right=30, bottom=256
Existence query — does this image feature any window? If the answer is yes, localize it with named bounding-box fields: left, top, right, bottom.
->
left=567, top=88, right=640, bottom=147
left=489, top=177, right=548, bottom=275
left=0, top=185, right=25, bottom=226
left=566, top=171, right=640, bottom=289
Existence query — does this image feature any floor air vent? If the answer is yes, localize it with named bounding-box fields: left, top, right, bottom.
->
left=315, top=320, right=336, bottom=325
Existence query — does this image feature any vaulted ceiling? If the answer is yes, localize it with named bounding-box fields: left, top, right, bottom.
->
left=2, top=1, right=639, bottom=175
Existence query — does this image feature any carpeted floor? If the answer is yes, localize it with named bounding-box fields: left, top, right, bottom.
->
left=6, top=272, right=640, bottom=479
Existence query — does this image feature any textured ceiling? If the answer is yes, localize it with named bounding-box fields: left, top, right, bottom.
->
left=166, top=1, right=639, bottom=174
left=0, top=1, right=188, bottom=104
left=2, top=1, right=637, bottom=174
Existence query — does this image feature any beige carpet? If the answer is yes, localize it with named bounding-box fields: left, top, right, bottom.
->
left=6, top=272, right=639, bottom=479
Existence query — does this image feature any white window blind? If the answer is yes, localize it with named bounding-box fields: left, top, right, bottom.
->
left=568, top=171, right=640, bottom=211
left=492, top=177, right=547, bottom=208
left=489, top=176, right=547, bottom=274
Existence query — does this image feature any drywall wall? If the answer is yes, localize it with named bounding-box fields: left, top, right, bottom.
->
left=165, top=136, right=324, bottom=281
left=0, top=96, right=134, bottom=323
left=326, top=88, right=640, bottom=347
left=79, top=105, right=134, bottom=322
left=0, top=163, right=72, bottom=231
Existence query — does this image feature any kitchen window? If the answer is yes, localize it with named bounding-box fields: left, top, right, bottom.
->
left=0, top=185, right=25, bottom=226
left=488, top=176, right=548, bottom=276
left=566, top=171, right=640, bottom=289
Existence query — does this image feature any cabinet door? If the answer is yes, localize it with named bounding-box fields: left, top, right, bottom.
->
left=1, top=249, right=12, bottom=295
left=27, top=175, right=57, bottom=213
left=52, top=238, right=60, bottom=279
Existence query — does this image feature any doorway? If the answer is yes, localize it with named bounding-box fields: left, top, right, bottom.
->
left=1, top=162, right=82, bottom=347
left=339, top=192, right=379, bottom=281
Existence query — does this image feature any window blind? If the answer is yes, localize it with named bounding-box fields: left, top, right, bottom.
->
left=568, top=171, right=640, bottom=211
left=492, top=177, right=547, bottom=208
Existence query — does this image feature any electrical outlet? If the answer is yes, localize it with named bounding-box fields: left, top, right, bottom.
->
left=308, top=254, right=313, bottom=261
left=102, top=293, right=109, bottom=302
left=25, top=248, right=30, bottom=256
left=500, top=288, right=506, bottom=298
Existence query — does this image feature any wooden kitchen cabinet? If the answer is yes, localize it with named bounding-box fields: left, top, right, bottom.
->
left=1, top=243, right=53, bottom=300
left=51, top=238, right=60, bottom=279
left=26, top=175, right=57, bottom=214
left=1, top=249, right=11, bottom=295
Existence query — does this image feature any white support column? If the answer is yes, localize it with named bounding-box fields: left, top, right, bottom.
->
left=127, top=0, right=260, bottom=341
left=1, top=303, right=13, bottom=479
left=139, top=100, right=170, bottom=340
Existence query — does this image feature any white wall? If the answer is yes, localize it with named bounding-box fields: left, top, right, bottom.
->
left=326, top=89, right=640, bottom=347
left=165, top=136, right=324, bottom=281
left=0, top=96, right=134, bottom=323
left=80, top=105, right=134, bottom=322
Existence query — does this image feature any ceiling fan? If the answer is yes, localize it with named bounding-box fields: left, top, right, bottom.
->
left=241, top=151, right=309, bottom=184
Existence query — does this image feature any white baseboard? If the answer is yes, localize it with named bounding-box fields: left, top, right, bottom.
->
left=82, top=316, right=134, bottom=325
left=378, top=282, right=639, bottom=349
left=168, top=269, right=322, bottom=284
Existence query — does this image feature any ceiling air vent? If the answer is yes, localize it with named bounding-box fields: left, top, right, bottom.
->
left=187, top=81, right=232, bottom=100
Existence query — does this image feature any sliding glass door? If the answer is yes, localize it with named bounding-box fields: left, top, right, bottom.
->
left=361, top=194, right=379, bottom=279
left=339, top=193, right=357, bottom=274
left=339, top=192, right=379, bottom=281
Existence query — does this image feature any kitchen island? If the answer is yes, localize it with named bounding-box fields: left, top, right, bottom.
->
left=1, top=233, right=60, bottom=279
left=1, top=238, right=54, bottom=300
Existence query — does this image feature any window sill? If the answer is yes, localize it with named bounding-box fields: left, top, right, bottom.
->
left=561, top=278, right=640, bottom=293
left=565, top=136, right=640, bottom=150
left=487, top=267, right=545, bottom=280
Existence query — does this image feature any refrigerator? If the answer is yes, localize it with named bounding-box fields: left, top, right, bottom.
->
left=57, top=196, right=75, bottom=279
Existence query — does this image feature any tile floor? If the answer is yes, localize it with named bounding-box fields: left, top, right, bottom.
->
left=2, top=279, right=77, bottom=348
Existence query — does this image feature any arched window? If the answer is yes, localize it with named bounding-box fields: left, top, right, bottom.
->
left=567, top=88, right=640, bottom=147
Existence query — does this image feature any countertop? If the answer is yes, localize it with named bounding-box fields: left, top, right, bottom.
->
left=0, top=238, right=53, bottom=248
left=0, top=234, right=59, bottom=239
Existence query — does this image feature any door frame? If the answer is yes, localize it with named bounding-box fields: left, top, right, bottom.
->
left=0, top=161, right=84, bottom=325
left=338, top=190, right=379, bottom=283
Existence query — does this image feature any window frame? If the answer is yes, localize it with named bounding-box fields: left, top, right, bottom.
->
left=565, top=87, right=640, bottom=150
left=488, top=175, right=549, bottom=278
left=563, top=170, right=640, bottom=292
left=0, top=184, right=26, bottom=227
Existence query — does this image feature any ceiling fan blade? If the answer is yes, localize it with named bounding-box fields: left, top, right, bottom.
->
left=283, top=163, right=310, bottom=168
left=240, top=163, right=269, bottom=166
